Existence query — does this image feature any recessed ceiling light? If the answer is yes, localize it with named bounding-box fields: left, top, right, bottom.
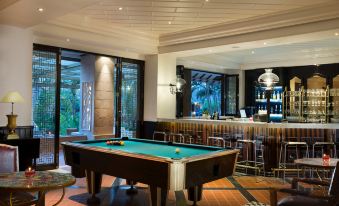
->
left=66, top=38, right=70, bottom=42
left=168, top=21, right=172, bottom=24
left=37, top=8, right=44, bottom=12
left=263, top=42, right=267, bottom=45
left=205, top=0, right=209, bottom=2
left=118, top=7, right=123, bottom=11
left=335, top=32, right=339, bottom=36
left=251, top=50, right=255, bottom=54
left=208, top=49, right=212, bottom=52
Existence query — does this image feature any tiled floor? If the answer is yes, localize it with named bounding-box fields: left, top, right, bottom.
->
left=45, top=165, right=290, bottom=206
left=47, top=150, right=290, bottom=206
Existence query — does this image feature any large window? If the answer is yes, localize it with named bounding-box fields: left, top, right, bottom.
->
left=191, top=70, right=222, bottom=116
left=59, top=51, right=81, bottom=136
left=32, top=44, right=144, bottom=169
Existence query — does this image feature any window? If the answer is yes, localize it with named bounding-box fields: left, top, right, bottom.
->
left=191, top=70, right=222, bottom=116
left=60, top=53, right=81, bottom=136
left=225, top=75, right=238, bottom=115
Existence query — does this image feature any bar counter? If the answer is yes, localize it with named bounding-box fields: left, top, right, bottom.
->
left=155, top=118, right=339, bottom=173
left=158, top=118, right=339, bottom=129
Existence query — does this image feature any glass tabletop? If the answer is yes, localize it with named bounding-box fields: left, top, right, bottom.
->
left=0, top=171, right=76, bottom=192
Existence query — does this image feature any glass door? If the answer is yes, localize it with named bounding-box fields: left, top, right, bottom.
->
left=32, top=44, right=60, bottom=169
left=115, top=59, right=144, bottom=138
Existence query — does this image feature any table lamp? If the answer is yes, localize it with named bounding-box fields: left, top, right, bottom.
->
left=1, top=91, right=24, bottom=139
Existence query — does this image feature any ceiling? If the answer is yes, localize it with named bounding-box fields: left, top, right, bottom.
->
left=178, top=32, right=339, bottom=70
left=1, top=0, right=339, bottom=71
left=74, top=0, right=333, bottom=36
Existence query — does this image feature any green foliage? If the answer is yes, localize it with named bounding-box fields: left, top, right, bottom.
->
left=191, top=81, right=221, bottom=115
left=33, top=84, right=80, bottom=136
left=59, top=88, right=80, bottom=135
left=33, top=87, right=56, bottom=133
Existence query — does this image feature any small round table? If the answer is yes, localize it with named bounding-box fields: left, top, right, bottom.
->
left=0, top=171, right=76, bottom=206
left=294, top=158, right=339, bottom=169
left=294, top=158, right=339, bottom=179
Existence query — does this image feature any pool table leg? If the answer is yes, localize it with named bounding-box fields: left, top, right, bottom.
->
left=188, top=185, right=202, bottom=205
left=150, top=185, right=168, bottom=206
left=85, top=170, right=102, bottom=204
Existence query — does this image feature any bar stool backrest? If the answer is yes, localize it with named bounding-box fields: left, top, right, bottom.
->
left=0, top=144, right=19, bottom=173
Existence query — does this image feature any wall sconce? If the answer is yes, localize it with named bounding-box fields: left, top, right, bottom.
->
left=258, top=69, right=279, bottom=90
left=169, top=75, right=186, bottom=94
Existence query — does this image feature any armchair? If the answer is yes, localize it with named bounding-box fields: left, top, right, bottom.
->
left=0, top=144, right=38, bottom=206
left=270, top=161, right=339, bottom=206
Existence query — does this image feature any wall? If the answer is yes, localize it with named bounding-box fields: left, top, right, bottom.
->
left=157, top=54, right=177, bottom=119
left=0, top=25, right=33, bottom=126
left=144, top=55, right=158, bottom=121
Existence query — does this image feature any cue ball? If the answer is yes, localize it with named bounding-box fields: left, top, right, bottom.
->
left=175, top=148, right=180, bottom=153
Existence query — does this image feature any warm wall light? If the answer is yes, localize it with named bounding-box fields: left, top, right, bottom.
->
left=37, top=8, right=44, bottom=12
left=169, top=75, right=186, bottom=94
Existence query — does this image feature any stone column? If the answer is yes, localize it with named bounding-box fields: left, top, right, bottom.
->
left=94, top=56, right=115, bottom=135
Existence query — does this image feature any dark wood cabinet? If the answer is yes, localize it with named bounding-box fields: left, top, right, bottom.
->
left=0, top=126, right=34, bottom=140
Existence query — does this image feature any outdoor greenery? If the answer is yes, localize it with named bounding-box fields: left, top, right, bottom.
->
left=59, top=86, right=80, bottom=135
left=33, top=87, right=56, bottom=135
left=191, top=80, right=221, bottom=116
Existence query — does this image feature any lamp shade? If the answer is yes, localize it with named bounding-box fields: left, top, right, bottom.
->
left=258, top=69, right=279, bottom=90
left=1, top=92, right=24, bottom=103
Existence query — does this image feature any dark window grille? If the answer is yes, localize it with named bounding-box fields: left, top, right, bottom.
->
left=120, top=62, right=139, bottom=138
left=32, top=49, right=58, bottom=167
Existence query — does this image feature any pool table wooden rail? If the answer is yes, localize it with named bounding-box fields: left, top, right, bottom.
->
left=62, top=140, right=239, bottom=206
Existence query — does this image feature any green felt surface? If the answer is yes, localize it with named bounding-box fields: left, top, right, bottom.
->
left=82, top=140, right=222, bottom=159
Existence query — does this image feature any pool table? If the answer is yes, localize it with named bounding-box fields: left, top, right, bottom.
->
left=62, top=138, right=239, bottom=206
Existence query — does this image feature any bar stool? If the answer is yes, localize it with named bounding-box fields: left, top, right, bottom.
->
left=279, top=136, right=309, bottom=180
left=179, top=130, right=195, bottom=144
left=236, top=138, right=265, bottom=175
left=207, top=136, right=226, bottom=148
left=312, top=136, right=336, bottom=158
left=167, top=133, right=184, bottom=143
left=191, top=131, right=203, bottom=145
left=212, top=130, right=233, bottom=148
left=254, top=133, right=266, bottom=176
left=153, top=131, right=166, bottom=141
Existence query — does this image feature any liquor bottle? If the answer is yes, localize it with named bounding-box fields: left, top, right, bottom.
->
left=257, top=90, right=260, bottom=99
left=279, top=105, right=282, bottom=113
left=262, top=91, right=265, bottom=99
left=273, top=91, right=276, bottom=99
left=275, top=105, right=278, bottom=114
left=276, top=91, right=280, bottom=100
left=271, top=107, right=274, bottom=114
